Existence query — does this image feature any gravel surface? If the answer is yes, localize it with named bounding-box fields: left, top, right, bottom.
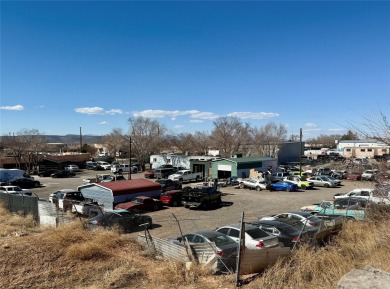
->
left=31, top=170, right=376, bottom=239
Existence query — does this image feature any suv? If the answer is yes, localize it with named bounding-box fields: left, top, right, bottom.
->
left=154, top=168, right=175, bottom=179
left=96, top=161, right=111, bottom=170
left=111, top=164, right=138, bottom=174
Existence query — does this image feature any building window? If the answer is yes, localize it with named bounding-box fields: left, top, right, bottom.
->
left=368, top=149, right=372, bottom=152
left=382, top=149, right=387, bottom=152
left=346, top=149, right=351, bottom=152
left=153, top=158, right=157, bottom=162
left=360, top=149, right=365, bottom=152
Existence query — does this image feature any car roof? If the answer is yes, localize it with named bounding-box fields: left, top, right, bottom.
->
left=219, top=223, right=258, bottom=230
left=253, top=219, right=294, bottom=227
left=191, top=230, right=226, bottom=238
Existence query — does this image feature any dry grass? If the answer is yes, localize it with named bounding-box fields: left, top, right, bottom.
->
left=0, top=204, right=389, bottom=289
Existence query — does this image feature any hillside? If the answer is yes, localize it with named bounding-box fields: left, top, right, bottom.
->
left=0, top=206, right=389, bottom=289
left=44, top=134, right=103, bottom=144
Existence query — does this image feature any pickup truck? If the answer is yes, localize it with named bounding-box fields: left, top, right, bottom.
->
left=168, top=170, right=203, bottom=183
left=300, top=199, right=366, bottom=220
left=334, top=188, right=390, bottom=205
left=181, top=186, right=222, bottom=209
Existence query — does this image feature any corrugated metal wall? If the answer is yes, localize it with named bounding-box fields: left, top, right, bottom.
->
left=0, top=193, right=39, bottom=220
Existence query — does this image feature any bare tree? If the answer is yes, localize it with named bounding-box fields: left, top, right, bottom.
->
left=1, top=129, right=47, bottom=172
left=128, top=117, right=166, bottom=170
left=102, top=128, right=127, bottom=158
left=250, top=122, right=287, bottom=157
left=165, top=133, right=195, bottom=155
left=192, top=131, right=212, bottom=155
left=305, top=134, right=342, bottom=149
left=211, top=116, right=250, bottom=158
left=350, top=107, right=390, bottom=145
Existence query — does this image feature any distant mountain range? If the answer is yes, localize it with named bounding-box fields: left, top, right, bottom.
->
left=44, top=134, right=103, bottom=144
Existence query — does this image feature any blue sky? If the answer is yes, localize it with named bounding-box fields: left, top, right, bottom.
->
left=1, top=1, right=389, bottom=140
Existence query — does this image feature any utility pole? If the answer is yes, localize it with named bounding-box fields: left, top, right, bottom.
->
left=299, top=128, right=303, bottom=173
left=79, top=127, right=82, bottom=153
left=128, top=135, right=132, bottom=180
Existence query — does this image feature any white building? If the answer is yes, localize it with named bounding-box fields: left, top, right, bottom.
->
left=336, top=140, right=389, bottom=158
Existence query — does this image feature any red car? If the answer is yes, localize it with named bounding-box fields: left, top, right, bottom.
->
left=114, top=196, right=162, bottom=211
left=144, top=170, right=155, bottom=179
left=345, top=172, right=362, bottom=181
left=160, top=190, right=182, bottom=207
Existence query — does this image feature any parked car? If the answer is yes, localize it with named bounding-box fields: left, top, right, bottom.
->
left=160, top=189, right=183, bottom=207
left=249, top=220, right=307, bottom=249
left=269, top=181, right=298, bottom=192
left=0, top=185, right=32, bottom=196
left=167, top=230, right=237, bottom=271
left=215, top=223, right=281, bottom=250
left=261, top=211, right=322, bottom=230
left=330, top=170, right=348, bottom=180
left=285, top=176, right=314, bottom=190
left=155, top=179, right=182, bottom=192
left=144, top=170, right=155, bottom=179
left=64, top=164, right=80, bottom=172
left=51, top=170, right=76, bottom=178
left=325, top=176, right=342, bottom=186
left=37, top=169, right=61, bottom=177
left=111, top=164, right=138, bottom=174
left=345, top=172, right=362, bottom=181
left=87, top=209, right=152, bottom=233
left=239, top=178, right=267, bottom=191
left=114, top=196, right=163, bottom=211
left=361, top=169, right=379, bottom=181
left=8, top=177, right=41, bottom=189
left=307, top=176, right=338, bottom=188
left=86, top=161, right=105, bottom=170
left=96, top=161, right=111, bottom=170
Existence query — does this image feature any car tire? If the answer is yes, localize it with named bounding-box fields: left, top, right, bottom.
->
left=152, top=204, right=159, bottom=211
left=239, top=183, right=245, bottom=189
left=324, top=184, right=330, bottom=188
left=172, top=200, right=178, bottom=207
left=301, top=185, right=307, bottom=190
left=256, top=186, right=261, bottom=191
left=34, top=182, right=39, bottom=188
left=286, top=187, right=291, bottom=192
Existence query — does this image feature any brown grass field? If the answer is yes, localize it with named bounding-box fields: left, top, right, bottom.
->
left=0, top=205, right=389, bottom=289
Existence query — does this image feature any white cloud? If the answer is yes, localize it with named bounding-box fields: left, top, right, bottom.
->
left=0, top=105, right=24, bottom=111
left=132, top=109, right=279, bottom=122
left=74, top=107, right=123, bottom=115
left=303, top=128, right=322, bottom=132
left=305, top=123, right=317, bottom=128
left=133, top=109, right=200, bottom=118
left=99, top=121, right=108, bottom=125
left=228, top=111, right=279, bottom=120
left=174, top=125, right=184, bottom=129
left=328, top=128, right=345, bottom=132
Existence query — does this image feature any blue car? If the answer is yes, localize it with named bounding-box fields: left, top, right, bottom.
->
left=269, top=181, right=298, bottom=192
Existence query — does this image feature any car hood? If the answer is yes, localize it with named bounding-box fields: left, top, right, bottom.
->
left=115, top=202, right=138, bottom=210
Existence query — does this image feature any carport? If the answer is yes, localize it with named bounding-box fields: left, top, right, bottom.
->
left=78, top=179, right=161, bottom=210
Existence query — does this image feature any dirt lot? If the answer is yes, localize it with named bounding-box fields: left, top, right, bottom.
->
left=31, top=170, right=376, bottom=239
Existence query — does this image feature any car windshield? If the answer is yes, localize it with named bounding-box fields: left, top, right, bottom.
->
left=133, top=198, right=143, bottom=204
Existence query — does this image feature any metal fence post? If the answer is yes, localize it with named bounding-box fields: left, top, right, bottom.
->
left=235, top=211, right=245, bottom=287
